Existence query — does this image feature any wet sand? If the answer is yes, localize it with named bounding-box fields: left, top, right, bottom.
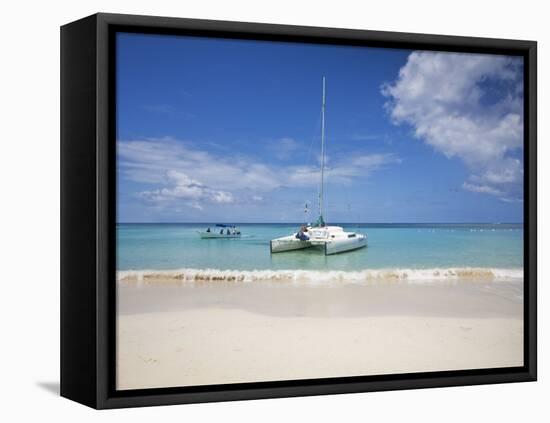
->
left=116, top=280, right=523, bottom=390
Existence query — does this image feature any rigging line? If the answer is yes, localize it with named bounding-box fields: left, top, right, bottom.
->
left=301, top=108, right=322, bottom=222
left=320, top=78, right=328, bottom=223
left=320, top=76, right=326, bottom=221
left=304, top=109, right=322, bottom=168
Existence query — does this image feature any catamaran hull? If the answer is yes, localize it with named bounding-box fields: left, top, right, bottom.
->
left=324, top=236, right=367, bottom=255
left=270, top=236, right=312, bottom=253
left=198, top=232, right=241, bottom=239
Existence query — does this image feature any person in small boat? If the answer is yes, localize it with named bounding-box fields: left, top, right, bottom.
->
left=295, top=225, right=310, bottom=241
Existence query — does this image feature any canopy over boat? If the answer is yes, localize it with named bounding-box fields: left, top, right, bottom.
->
left=198, top=224, right=241, bottom=239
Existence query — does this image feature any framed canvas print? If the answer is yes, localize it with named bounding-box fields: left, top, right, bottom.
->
left=60, top=13, right=537, bottom=409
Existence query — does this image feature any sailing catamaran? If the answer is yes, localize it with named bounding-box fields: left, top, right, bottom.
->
left=270, top=77, right=367, bottom=255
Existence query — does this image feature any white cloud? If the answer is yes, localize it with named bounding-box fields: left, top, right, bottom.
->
left=286, top=153, right=399, bottom=186
left=382, top=51, right=523, bottom=202
left=139, top=170, right=233, bottom=209
left=349, top=153, right=402, bottom=169
left=118, top=138, right=400, bottom=210
left=118, top=137, right=281, bottom=192
left=269, top=137, right=302, bottom=160
left=462, top=182, right=504, bottom=197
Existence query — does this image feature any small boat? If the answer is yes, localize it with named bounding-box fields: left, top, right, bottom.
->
left=270, top=78, right=367, bottom=255
left=198, top=224, right=241, bottom=239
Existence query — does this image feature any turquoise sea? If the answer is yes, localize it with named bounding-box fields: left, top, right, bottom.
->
left=117, top=223, right=523, bottom=280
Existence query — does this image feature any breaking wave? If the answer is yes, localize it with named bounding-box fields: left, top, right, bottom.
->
left=117, top=267, right=523, bottom=284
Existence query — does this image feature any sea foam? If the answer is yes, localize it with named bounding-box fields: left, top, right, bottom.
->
left=117, top=267, right=524, bottom=284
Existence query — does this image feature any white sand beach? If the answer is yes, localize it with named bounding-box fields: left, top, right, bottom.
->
left=116, top=279, right=523, bottom=390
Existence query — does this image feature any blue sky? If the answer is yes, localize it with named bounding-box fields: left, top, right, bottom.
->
left=116, top=32, right=524, bottom=223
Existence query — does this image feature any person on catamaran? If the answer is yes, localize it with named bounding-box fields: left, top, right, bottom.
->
left=295, top=225, right=310, bottom=241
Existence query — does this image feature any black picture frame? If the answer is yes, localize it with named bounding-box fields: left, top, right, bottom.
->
left=60, top=12, right=537, bottom=409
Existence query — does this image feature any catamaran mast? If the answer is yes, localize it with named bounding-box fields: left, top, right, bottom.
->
left=319, top=77, right=326, bottom=222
